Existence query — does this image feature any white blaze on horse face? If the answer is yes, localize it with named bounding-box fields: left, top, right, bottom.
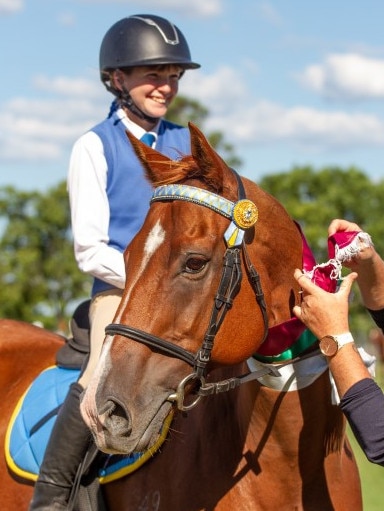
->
left=114, top=220, right=165, bottom=321
left=82, top=221, right=166, bottom=435
left=144, top=219, right=166, bottom=258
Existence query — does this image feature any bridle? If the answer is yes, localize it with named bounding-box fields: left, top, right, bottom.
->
left=106, top=171, right=281, bottom=411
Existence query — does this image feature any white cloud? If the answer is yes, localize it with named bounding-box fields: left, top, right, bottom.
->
left=0, top=94, right=105, bottom=163
left=79, top=0, right=222, bottom=17
left=231, top=102, right=384, bottom=148
left=33, top=74, right=103, bottom=99
left=256, top=1, right=283, bottom=26
left=182, top=66, right=247, bottom=113
left=183, top=67, right=384, bottom=149
left=57, top=11, right=77, bottom=27
left=298, top=53, right=384, bottom=100
left=2, top=65, right=384, bottom=165
left=0, top=0, right=23, bottom=14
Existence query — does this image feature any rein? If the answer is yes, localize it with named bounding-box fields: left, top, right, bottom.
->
left=106, top=171, right=273, bottom=411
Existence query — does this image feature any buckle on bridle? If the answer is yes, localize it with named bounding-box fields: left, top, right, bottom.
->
left=167, top=372, right=206, bottom=412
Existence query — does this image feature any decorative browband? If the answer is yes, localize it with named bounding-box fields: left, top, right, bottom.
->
left=151, top=184, right=258, bottom=248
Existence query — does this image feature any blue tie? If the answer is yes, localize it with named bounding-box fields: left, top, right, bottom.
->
left=140, top=133, right=155, bottom=147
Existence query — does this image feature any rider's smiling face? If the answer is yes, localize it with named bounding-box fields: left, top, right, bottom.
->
left=114, top=65, right=183, bottom=122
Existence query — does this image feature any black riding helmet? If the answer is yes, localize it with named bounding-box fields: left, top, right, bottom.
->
left=100, top=14, right=200, bottom=81
left=100, top=14, right=200, bottom=124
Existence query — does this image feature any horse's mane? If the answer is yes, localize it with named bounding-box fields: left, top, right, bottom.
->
left=141, top=154, right=225, bottom=194
left=128, top=128, right=229, bottom=194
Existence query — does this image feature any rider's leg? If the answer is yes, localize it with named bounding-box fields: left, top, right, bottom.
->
left=29, top=290, right=122, bottom=510
left=78, top=290, right=122, bottom=386
left=28, top=382, right=90, bottom=510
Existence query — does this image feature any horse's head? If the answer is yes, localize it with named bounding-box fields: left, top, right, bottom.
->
left=80, top=123, right=303, bottom=454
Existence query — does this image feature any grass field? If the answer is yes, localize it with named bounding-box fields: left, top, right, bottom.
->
left=348, top=430, right=382, bottom=511
left=347, top=360, right=383, bottom=511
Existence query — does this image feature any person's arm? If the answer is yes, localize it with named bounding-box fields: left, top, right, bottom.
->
left=339, top=378, right=384, bottom=465
left=67, top=132, right=126, bottom=289
left=293, top=269, right=384, bottom=465
left=328, top=219, right=384, bottom=312
left=293, top=219, right=384, bottom=465
left=292, top=271, right=371, bottom=398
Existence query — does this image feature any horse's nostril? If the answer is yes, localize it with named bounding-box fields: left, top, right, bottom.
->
left=99, top=399, right=132, bottom=437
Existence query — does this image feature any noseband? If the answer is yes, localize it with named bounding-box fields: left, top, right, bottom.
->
left=106, top=171, right=274, bottom=411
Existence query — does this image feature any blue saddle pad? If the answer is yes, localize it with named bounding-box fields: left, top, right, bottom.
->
left=5, top=365, right=174, bottom=484
left=5, top=365, right=81, bottom=481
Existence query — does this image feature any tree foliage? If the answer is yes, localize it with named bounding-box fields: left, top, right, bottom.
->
left=0, top=183, right=90, bottom=331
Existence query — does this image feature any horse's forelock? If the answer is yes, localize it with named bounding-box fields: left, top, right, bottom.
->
left=149, top=155, right=196, bottom=187
left=150, top=155, right=225, bottom=193
left=128, top=125, right=227, bottom=193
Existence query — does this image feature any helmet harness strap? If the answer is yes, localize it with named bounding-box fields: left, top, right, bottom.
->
left=103, top=71, right=158, bottom=124
left=104, top=78, right=159, bottom=124
left=118, top=83, right=159, bottom=124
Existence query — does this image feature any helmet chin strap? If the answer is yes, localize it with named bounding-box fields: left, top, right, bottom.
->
left=119, top=85, right=159, bottom=124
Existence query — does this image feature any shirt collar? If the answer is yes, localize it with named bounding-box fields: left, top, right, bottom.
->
left=116, top=107, right=159, bottom=143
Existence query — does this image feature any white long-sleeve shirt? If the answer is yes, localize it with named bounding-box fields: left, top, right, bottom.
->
left=67, top=108, right=157, bottom=290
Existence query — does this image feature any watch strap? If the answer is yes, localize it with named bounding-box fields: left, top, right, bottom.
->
left=332, top=332, right=355, bottom=348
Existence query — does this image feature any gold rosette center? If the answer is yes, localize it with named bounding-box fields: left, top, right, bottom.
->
left=232, top=200, right=258, bottom=229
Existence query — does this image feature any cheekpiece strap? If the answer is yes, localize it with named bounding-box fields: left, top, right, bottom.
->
left=151, top=184, right=258, bottom=248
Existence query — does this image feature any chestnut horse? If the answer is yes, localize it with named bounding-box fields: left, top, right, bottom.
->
left=0, top=320, right=64, bottom=510
left=79, top=123, right=362, bottom=511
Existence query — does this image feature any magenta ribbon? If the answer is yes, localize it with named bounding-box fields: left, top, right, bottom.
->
left=256, top=224, right=360, bottom=357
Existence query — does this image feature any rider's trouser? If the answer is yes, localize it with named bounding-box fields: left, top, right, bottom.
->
left=29, top=290, right=122, bottom=510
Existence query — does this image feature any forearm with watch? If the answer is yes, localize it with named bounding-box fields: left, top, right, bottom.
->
left=319, top=332, right=372, bottom=399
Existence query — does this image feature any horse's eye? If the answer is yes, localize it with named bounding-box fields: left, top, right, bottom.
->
left=185, top=257, right=207, bottom=273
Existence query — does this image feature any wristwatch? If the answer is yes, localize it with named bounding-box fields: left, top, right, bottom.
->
left=318, top=332, right=355, bottom=357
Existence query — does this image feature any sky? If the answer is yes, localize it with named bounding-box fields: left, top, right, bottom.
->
left=1, top=0, right=384, bottom=191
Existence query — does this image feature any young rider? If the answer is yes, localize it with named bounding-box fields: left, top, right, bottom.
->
left=29, top=14, right=200, bottom=509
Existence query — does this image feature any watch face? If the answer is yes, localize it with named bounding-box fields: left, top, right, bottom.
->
left=319, top=336, right=338, bottom=357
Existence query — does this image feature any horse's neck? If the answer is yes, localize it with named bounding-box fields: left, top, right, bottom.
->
left=243, top=372, right=346, bottom=455
left=194, top=366, right=344, bottom=450
left=180, top=384, right=302, bottom=472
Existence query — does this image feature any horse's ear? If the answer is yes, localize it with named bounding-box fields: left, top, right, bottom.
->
left=126, top=130, right=172, bottom=185
left=188, top=122, right=226, bottom=192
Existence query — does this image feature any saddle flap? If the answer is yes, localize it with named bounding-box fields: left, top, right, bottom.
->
left=5, top=366, right=81, bottom=481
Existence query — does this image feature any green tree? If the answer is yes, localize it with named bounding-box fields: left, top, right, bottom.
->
left=0, top=183, right=90, bottom=331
